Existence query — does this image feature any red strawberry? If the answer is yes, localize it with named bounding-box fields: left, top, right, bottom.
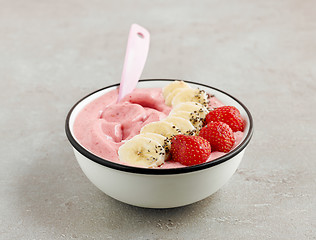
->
left=170, top=135, right=211, bottom=166
left=199, top=121, right=235, bottom=153
left=205, top=106, right=245, bottom=132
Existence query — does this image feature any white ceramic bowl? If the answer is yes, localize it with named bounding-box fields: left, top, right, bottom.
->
left=65, top=79, right=253, bottom=208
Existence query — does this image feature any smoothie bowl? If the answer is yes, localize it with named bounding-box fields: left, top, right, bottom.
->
left=65, top=79, right=253, bottom=208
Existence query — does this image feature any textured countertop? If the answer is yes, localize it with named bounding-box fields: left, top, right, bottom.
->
left=1, top=0, right=315, bottom=239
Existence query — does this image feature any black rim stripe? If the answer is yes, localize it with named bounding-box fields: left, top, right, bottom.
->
left=65, top=79, right=254, bottom=175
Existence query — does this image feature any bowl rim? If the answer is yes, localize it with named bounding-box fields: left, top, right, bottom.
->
left=65, top=79, right=253, bottom=175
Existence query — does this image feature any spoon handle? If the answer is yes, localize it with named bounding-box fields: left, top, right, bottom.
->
left=117, top=24, right=150, bottom=102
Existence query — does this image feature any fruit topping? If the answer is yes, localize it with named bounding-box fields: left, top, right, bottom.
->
left=205, top=106, right=244, bottom=132
left=162, top=80, right=190, bottom=100
left=170, top=135, right=212, bottom=166
left=118, top=81, right=244, bottom=168
left=118, top=135, right=166, bottom=168
left=199, top=121, right=235, bottom=153
left=171, top=88, right=209, bottom=108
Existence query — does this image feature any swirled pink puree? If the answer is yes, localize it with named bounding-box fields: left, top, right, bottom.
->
left=74, top=88, right=170, bottom=161
left=73, top=87, right=244, bottom=168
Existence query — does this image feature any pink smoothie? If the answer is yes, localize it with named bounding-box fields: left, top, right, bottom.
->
left=73, top=87, right=244, bottom=168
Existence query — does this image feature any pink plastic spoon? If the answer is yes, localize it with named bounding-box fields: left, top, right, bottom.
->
left=117, top=24, right=150, bottom=102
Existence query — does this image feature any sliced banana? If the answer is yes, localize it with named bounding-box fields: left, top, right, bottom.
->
left=162, top=80, right=190, bottom=99
left=169, top=110, right=203, bottom=130
left=118, top=135, right=165, bottom=168
left=139, top=132, right=171, bottom=159
left=172, top=102, right=209, bottom=118
left=165, top=88, right=186, bottom=106
left=138, top=133, right=166, bottom=146
left=140, top=121, right=180, bottom=138
left=171, top=88, right=209, bottom=107
left=163, top=116, right=195, bottom=135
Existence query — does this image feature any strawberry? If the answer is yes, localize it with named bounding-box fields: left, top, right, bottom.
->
left=170, top=135, right=211, bottom=166
left=205, top=106, right=245, bottom=132
left=199, top=121, right=235, bottom=153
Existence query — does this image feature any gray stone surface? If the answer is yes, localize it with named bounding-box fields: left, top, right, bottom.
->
left=1, top=0, right=315, bottom=239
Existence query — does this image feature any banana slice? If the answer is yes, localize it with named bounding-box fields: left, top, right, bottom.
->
left=165, top=88, right=185, bottom=106
left=172, top=102, right=209, bottom=118
left=169, top=110, right=203, bottom=130
left=171, top=88, right=209, bottom=107
left=163, top=116, right=195, bottom=135
left=162, top=80, right=190, bottom=99
left=139, top=132, right=171, bottom=159
left=138, top=133, right=166, bottom=146
left=118, top=135, right=165, bottom=168
left=140, top=121, right=180, bottom=138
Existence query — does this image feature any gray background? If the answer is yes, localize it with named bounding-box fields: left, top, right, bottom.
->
left=1, top=0, right=315, bottom=239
